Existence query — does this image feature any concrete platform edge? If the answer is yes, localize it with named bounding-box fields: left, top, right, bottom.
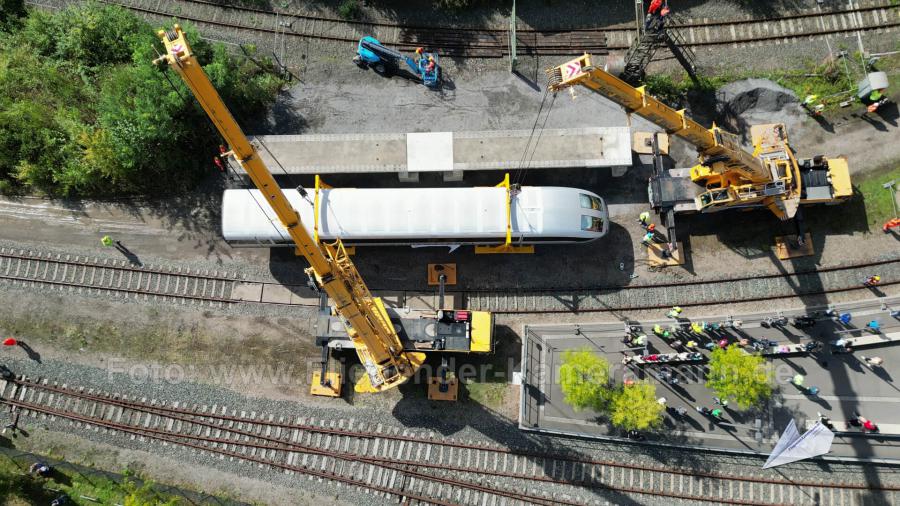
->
left=515, top=423, right=900, bottom=466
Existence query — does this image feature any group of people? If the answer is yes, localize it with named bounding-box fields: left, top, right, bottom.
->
left=819, top=411, right=879, bottom=433
left=638, top=211, right=668, bottom=248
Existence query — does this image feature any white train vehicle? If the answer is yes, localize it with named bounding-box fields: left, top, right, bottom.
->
left=221, top=185, right=608, bottom=248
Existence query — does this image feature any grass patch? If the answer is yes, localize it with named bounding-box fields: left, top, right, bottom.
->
left=0, top=455, right=179, bottom=505
left=465, top=382, right=510, bottom=410
left=643, top=73, right=732, bottom=107
left=645, top=49, right=900, bottom=113
left=856, top=164, right=900, bottom=229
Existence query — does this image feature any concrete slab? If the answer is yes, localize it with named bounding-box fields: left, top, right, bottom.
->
left=231, top=282, right=263, bottom=302
left=376, top=292, right=406, bottom=309
left=260, top=284, right=294, bottom=305
left=633, top=132, right=669, bottom=155
left=407, top=132, right=453, bottom=173
left=838, top=330, right=900, bottom=347
left=406, top=292, right=457, bottom=311
left=250, top=127, right=632, bottom=178
left=450, top=128, right=632, bottom=171
left=805, top=419, right=900, bottom=435
left=289, top=290, right=320, bottom=306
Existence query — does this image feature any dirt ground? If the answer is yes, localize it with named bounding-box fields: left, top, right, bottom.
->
left=0, top=287, right=321, bottom=402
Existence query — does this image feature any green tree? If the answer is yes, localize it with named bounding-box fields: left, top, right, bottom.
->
left=610, top=382, right=664, bottom=431
left=0, top=0, right=25, bottom=30
left=0, top=2, right=283, bottom=196
left=706, top=344, right=773, bottom=409
left=559, top=349, right=611, bottom=412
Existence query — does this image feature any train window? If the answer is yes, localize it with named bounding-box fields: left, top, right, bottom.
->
left=580, top=194, right=603, bottom=210
left=581, top=215, right=604, bottom=232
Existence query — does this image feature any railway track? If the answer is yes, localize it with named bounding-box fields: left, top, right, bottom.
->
left=1, top=247, right=896, bottom=313
left=605, top=1, right=899, bottom=51
left=27, top=0, right=899, bottom=58
left=0, top=248, right=236, bottom=307
left=462, top=257, right=900, bottom=313
left=3, top=376, right=896, bottom=505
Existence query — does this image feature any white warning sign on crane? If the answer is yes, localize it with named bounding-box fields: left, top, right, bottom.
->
left=564, top=61, right=582, bottom=79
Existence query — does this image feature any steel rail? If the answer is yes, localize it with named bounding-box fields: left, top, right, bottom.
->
left=2, top=398, right=463, bottom=506
left=0, top=249, right=235, bottom=305
left=2, top=246, right=896, bottom=313
left=99, top=0, right=899, bottom=35
left=458, top=257, right=900, bottom=294
left=469, top=279, right=900, bottom=314
left=0, top=250, right=232, bottom=283
left=73, top=0, right=900, bottom=53
left=253, top=257, right=900, bottom=313
left=0, top=392, right=788, bottom=505
left=0, top=394, right=581, bottom=506
left=7, top=377, right=895, bottom=494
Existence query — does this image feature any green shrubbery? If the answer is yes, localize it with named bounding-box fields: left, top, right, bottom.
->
left=0, top=1, right=283, bottom=196
left=558, top=349, right=665, bottom=432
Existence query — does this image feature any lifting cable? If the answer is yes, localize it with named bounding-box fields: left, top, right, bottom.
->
left=512, top=87, right=556, bottom=189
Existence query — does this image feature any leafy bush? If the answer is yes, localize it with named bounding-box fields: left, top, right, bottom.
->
left=0, top=1, right=283, bottom=196
left=610, top=382, right=664, bottom=431
left=706, top=344, right=773, bottom=409
left=434, top=0, right=476, bottom=10
left=0, top=0, right=26, bottom=29
left=559, top=349, right=611, bottom=412
left=338, top=0, right=360, bottom=20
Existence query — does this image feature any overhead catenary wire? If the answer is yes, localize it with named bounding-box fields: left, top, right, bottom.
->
left=513, top=86, right=553, bottom=188
left=521, top=93, right=556, bottom=186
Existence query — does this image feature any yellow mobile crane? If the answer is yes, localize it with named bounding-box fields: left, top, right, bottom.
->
left=154, top=25, right=492, bottom=395
left=546, top=54, right=852, bottom=244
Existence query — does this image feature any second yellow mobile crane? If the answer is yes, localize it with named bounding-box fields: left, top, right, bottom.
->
left=154, top=25, right=492, bottom=396
left=547, top=54, right=853, bottom=247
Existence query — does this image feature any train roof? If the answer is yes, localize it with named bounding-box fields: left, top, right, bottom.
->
left=221, top=186, right=606, bottom=242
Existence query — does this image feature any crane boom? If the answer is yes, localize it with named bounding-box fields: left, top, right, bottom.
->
left=154, top=25, right=424, bottom=393
left=546, top=53, right=852, bottom=221
left=546, top=54, right=769, bottom=185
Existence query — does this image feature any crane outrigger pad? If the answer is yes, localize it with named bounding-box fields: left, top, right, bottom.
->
left=647, top=242, right=684, bottom=267
left=310, top=371, right=342, bottom=397
left=774, top=233, right=814, bottom=259
left=427, top=375, right=459, bottom=401
left=428, top=264, right=457, bottom=285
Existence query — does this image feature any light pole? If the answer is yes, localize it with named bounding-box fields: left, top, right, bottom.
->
left=509, top=0, right=517, bottom=73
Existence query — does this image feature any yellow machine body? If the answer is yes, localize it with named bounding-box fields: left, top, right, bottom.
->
left=155, top=25, right=425, bottom=393
left=546, top=53, right=852, bottom=220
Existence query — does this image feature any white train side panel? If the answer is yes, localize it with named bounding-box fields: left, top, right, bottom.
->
left=222, top=186, right=608, bottom=247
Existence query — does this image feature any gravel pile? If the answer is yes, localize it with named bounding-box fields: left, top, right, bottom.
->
left=715, top=78, right=805, bottom=137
